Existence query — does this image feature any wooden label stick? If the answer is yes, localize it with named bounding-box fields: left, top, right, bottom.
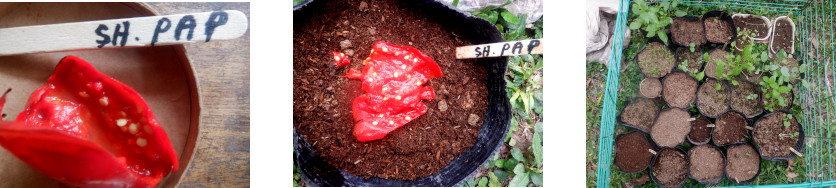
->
left=455, top=39, right=543, bottom=59
left=745, top=126, right=754, bottom=130
left=648, top=149, right=657, bottom=155
left=706, top=124, right=716, bottom=128
left=789, top=147, right=803, bottom=157
left=0, top=10, right=248, bottom=56
left=687, top=117, right=696, bottom=122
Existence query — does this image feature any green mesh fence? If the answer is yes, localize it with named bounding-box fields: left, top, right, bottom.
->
left=596, top=0, right=836, bottom=187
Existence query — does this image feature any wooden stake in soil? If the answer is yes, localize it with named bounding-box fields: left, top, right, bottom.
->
left=789, top=147, right=803, bottom=157
left=707, top=124, right=716, bottom=128
left=455, top=39, right=543, bottom=59
left=649, top=149, right=657, bottom=155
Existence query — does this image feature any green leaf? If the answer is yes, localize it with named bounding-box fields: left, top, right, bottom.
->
left=494, top=170, right=510, bottom=182
left=504, top=158, right=518, bottom=171
left=512, top=163, right=526, bottom=174
left=731, top=79, right=739, bottom=86
left=452, top=0, right=459, bottom=7
left=530, top=172, right=543, bottom=186
left=511, top=148, right=525, bottom=162
left=696, top=71, right=705, bottom=81
left=630, top=21, right=641, bottom=30
left=675, top=10, right=687, bottom=17
left=489, top=172, right=502, bottom=187
left=658, top=31, right=668, bottom=44
left=508, top=171, right=530, bottom=187
left=293, top=179, right=299, bottom=187
left=521, top=54, right=534, bottom=63
left=501, top=10, right=519, bottom=25
left=533, top=132, right=543, bottom=167
left=486, top=11, right=499, bottom=24
left=293, top=0, right=306, bottom=6
left=781, top=66, right=790, bottom=76
left=466, top=178, right=476, bottom=187
left=478, top=177, right=488, bottom=187
left=495, top=159, right=506, bottom=169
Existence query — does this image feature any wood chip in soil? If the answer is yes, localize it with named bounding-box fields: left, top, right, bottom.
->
left=615, top=131, right=654, bottom=173
left=704, top=49, right=730, bottom=80
left=671, top=17, right=706, bottom=46
left=733, top=15, right=769, bottom=39
left=675, top=48, right=703, bottom=74
left=652, top=148, right=688, bottom=187
left=697, top=79, right=730, bottom=118
left=772, top=18, right=794, bottom=53
left=620, top=98, right=659, bottom=132
left=293, top=0, right=488, bottom=180
left=651, top=108, right=691, bottom=147
left=704, top=16, right=733, bottom=44
left=713, top=111, right=748, bottom=146
left=641, top=77, right=662, bottom=98
left=662, top=71, right=697, bottom=108
left=726, top=144, right=760, bottom=183
left=688, top=116, right=712, bottom=145
left=688, top=145, right=724, bottom=183
left=637, top=42, right=675, bottom=78
left=753, top=111, right=801, bottom=159
left=730, top=80, right=763, bottom=118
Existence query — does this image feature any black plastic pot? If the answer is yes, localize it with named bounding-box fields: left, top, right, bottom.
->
left=711, top=110, right=753, bottom=147
left=674, top=46, right=704, bottom=75
left=696, top=78, right=732, bottom=119
left=687, top=144, right=725, bottom=184
left=752, top=111, right=806, bottom=161
left=730, top=79, right=764, bottom=119
left=649, top=147, right=690, bottom=188
left=701, top=10, right=737, bottom=47
left=613, top=131, right=658, bottom=173
left=670, top=15, right=707, bottom=47
left=724, top=143, right=762, bottom=184
left=293, top=0, right=511, bottom=186
left=661, top=71, right=698, bottom=110
left=616, top=97, right=661, bottom=133
left=650, top=108, right=693, bottom=148
left=635, top=37, right=677, bottom=78
left=687, top=116, right=713, bottom=145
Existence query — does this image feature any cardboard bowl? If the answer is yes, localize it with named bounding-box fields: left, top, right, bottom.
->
left=0, top=2, right=200, bottom=187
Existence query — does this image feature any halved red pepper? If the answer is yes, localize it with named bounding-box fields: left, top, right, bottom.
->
left=0, top=56, right=178, bottom=187
left=345, top=41, right=443, bottom=142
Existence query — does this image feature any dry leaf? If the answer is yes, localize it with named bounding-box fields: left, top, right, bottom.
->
left=787, top=172, right=799, bottom=182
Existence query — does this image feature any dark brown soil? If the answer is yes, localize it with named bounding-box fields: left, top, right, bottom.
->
left=733, top=15, right=769, bottom=39
left=730, top=80, right=763, bottom=118
left=713, top=111, right=748, bottom=146
left=671, top=17, right=707, bottom=46
left=726, top=144, right=760, bottom=183
left=676, top=48, right=704, bottom=74
left=704, top=49, right=730, bottom=79
left=641, top=78, right=662, bottom=98
left=652, top=148, right=688, bottom=187
left=662, top=72, right=698, bottom=108
left=638, top=42, right=675, bottom=78
left=705, top=17, right=733, bottom=43
left=753, top=112, right=801, bottom=158
left=615, top=131, right=654, bottom=172
left=620, top=98, right=659, bottom=132
left=697, top=79, right=730, bottom=117
left=772, top=18, right=794, bottom=54
left=688, top=116, right=713, bottom=145
left=688, top=145, right=724, bottom=183
left=651, top=108, right=691, bottom=147
left=763, top=89, right=794, bottom=112
left=293, top=0, right=488, bottom=180
left=733, top=34, right=752, bottom=53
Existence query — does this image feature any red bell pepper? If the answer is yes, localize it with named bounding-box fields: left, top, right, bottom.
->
left=331, top=51, right=350, bottom=68
left=345, top=41, right=443, bottom=142
left=0, top=56, right=178, bottom=187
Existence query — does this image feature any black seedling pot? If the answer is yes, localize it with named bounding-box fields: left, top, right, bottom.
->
left=752, top=111, right=805, bottom=161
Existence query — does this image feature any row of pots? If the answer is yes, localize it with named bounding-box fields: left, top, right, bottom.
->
left=667, top=10, right=795, bottom=56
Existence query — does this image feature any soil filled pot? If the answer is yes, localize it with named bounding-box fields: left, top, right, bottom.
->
left=697, top=78, right=731, bottom=118
left=651, top=108, right=691, bottom=147
left=614, top=131, right=656, bottom=173
left=704, top=49, right=731, bottom=80
left=769, top=16, right=796, bottom=55
left=662, top=71, right=698, bottom=109
left=688, top=116, right=713, bottom=145
left=292, top=0, right=510, bottom=186
left=764, top=88, right=794, bottom=112
left=618, top=97, right=660, bottom=133
left=725, top=143, right=761, bottom=184
left=732, top=14, right=771, bottom=42
left=650, top=148, right=689, bottom=188
left=637, top=41, right=676, bottom=78
left=671, top=15, right=707, bottom=47
left=688, top=144, right=725, bottom=184
left=752, top=111, right=805, bottom=161
left=641, top=77, right=662, bottom=98
left=675, top=47, right=704, bottom=75
left=702, top=11, right=736, bottom=45
left=729, top=79, right=763, bottom=118
left=712, top=111, right=750, bottom=146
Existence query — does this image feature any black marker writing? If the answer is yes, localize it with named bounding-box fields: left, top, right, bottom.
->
left=112, top=21, right=129, bottom=47
left=205, top=11, right=229, bottom=42
left=151, top=18, right=171, bottom=46
left=175, top=15, right=196, bottom=41
left=500, top=43, right=511, bottom=56
left=527, top=40, right=540, bottom=54
left=511, top=42, right=523, bottom=54
left=95, top=24, right=110, bottom=48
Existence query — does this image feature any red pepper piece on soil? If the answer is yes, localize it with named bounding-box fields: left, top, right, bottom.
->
left=0, top=56, right=179, bottom=187
left=346, top=41, right=443, bottom=142
left=331, top=51, right=351, bottom=68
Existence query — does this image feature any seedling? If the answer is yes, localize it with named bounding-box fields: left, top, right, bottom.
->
left=746, top=94, right=758, bottom=100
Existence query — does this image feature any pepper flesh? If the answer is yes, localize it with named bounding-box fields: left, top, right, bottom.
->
left=331, top=51, right=350, bottom=68
left=345, top=41, right=443, bottom=142
left=0, top=56, right=179, bottom=187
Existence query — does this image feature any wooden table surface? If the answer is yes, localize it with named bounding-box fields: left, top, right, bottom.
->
left=145, top=2, right=250, bottom=187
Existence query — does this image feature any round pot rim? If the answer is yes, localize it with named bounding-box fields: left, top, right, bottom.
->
left=752, top=110, right=806, bottom=161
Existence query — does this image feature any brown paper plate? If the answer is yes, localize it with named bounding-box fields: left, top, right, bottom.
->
left=0, top=2, right=200, bottom=187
